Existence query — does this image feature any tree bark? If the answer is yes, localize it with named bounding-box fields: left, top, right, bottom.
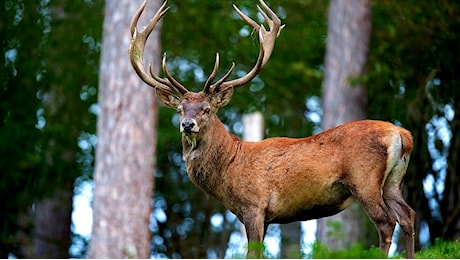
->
left=88, top=0, right=159, bottom=258
left=316, top=0, right=376, bottom=250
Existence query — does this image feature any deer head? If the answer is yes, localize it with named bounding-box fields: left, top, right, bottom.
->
left=129, top=0, right=284, bottom=141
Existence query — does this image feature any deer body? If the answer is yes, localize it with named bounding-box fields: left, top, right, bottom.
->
left=129, top=1, right=415, bottom=257
left=182, top=110, right=412, bottom=229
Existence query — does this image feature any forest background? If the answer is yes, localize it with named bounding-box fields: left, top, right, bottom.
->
left=1, top=0, right=459, bottom=258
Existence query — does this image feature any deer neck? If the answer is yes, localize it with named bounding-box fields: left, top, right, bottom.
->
left=181, top=115, right=241, bottom=197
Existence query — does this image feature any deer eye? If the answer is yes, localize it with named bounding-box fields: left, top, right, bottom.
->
left=203, top=107, right=211, bottom=114
left=176, top=106, right=183, bottom=114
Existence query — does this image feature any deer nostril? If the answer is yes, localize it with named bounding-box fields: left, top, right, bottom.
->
left=181, top=120, right=195, bottom=132
left=182, top=121, right=194, bottom=128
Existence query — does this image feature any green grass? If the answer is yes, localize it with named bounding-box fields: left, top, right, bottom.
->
left=231, top=238, right=460, bottom=258
left=307, top=242, right=386, bottom=259
left=414, top=238, right=460, bottom=259
left=307, top=239, right=460, bottom=259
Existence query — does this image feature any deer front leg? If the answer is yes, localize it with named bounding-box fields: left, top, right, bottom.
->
left=242, top=214, right=266, bottom=258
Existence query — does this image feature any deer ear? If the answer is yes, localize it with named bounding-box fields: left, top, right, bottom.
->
left=211, top=87, right=234, bottom=108
left=155, top=88, right=181, bottom=108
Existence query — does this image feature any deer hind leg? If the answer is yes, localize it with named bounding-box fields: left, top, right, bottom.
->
left=345, top=171, right=397, bottom=256
left=383, top=161, right=415, bottom=258
left=354, top=190, right=397, bottom=256
left=383, top=194, right=415, bottom=258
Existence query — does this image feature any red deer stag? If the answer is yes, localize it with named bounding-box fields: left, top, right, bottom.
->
left=129, top=0, right=415, bottom=258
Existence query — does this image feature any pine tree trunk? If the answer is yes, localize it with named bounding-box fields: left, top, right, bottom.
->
left=88, top=0, right=160, bottom=258
left=316, top=0, right=377, bottom=250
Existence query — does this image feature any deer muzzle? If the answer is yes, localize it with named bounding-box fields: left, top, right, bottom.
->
left=180, top=118, right=200, bottom=134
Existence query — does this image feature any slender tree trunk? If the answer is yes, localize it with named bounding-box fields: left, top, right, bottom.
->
left=241, top=112, right=264, bottom=255
left=281, top=222, right=301, bottom=258
left=88, top=0, right=160, bottom=258
left=19, top=185, right=73, bottom=258
left=33, top=185, right=73, bottom=258
left=316, top=0, right=377, bottom=250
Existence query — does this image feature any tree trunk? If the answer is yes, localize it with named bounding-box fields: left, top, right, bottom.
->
left=316, top=0, right=377, bottom=250
left=33, top=185, right=73, bottom=258
left=88, top=0, right=159, bottom=258
left=280, top=222, right=301, bottom=258
left=18, top=184, right=73, bottom=258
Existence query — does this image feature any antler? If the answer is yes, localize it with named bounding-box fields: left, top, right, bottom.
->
left=129, top=0, right=189, bottom=96
left=205, top=0, right=285, bottom=94
left=129, top=0, right=284, bottom=96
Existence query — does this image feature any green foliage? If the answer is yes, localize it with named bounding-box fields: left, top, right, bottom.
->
left=230, top=241, right=282, bottom=259
left=247, top=241, right=266, bottom=259
left=308, top=241, right=386, bottom=259
left=1, top=1, right=51, bottom=255
left=1, top=0, right=103, bottom=257
left=415, top=239, right=460, bottom=259
left=368, top=0, right=460, bottom=121
left=369, top=0, right=460, bottom=245
left=324, top=220, right=345, bottom=241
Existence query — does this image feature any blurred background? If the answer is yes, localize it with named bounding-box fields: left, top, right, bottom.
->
left=1, top=0, right=459, bottom=258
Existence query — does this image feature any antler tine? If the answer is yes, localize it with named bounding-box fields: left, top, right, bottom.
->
left=148, top=62, right=182, bottom=96
left=203, top=53, right=221, bottom=94
left=148, top=63, right=169, bottom=86
left=129, top=0, right=189, bottom=96
left=162, top=54, right=189, bottom=95
left=217, top=0, right=284, bottom=91
left=233, top=4, right=259, bottom=29
left=130, top=0, right=170, bottom=37
left=257, top=0, right=285, bottom=37
left=210, top=62, right=236, bottom=93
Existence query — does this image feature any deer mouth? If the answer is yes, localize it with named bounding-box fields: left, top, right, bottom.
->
left=180, top=125, right=199, bottom=135
left=182, top=129, right=199, bottom=136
